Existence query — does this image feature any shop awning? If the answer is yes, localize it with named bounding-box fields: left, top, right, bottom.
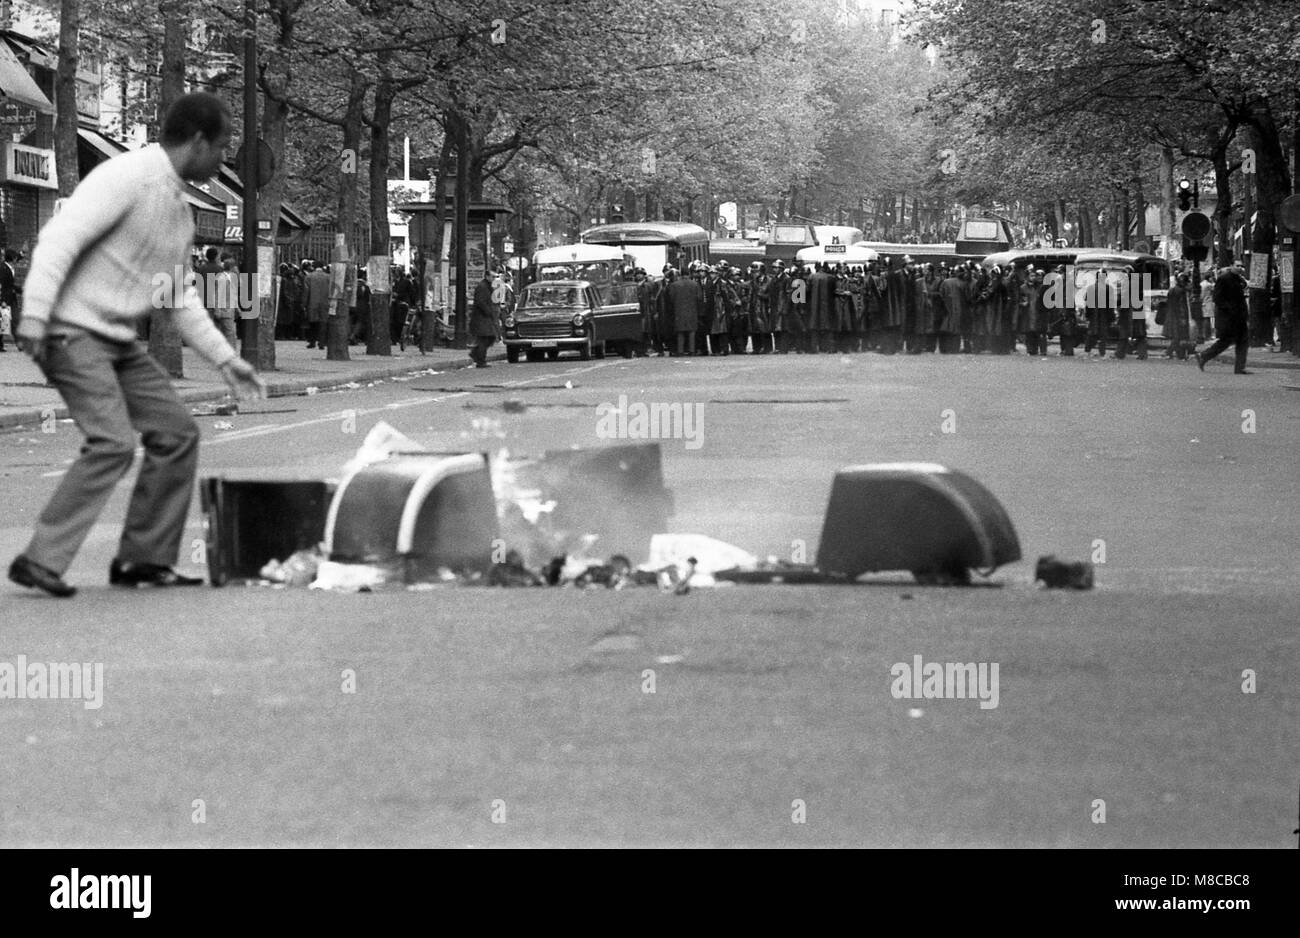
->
left=77, top=127, right=125, bottom=161
left=0, top=38, right=54, bottom=115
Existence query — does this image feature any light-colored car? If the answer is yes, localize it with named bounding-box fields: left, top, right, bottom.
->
left=503, top=279, right=641, bottom=362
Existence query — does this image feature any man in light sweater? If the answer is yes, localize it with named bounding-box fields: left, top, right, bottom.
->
left=8, top=92, right=265, bottom=598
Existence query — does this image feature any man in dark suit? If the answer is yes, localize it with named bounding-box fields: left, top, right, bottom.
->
left=1197, top=261, right=1251, bottom=373
left=469, top=269, right=499, bottom=368
left=302, top=260, right=332, bottom=349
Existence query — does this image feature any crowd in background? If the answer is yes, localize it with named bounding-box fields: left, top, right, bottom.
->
left=274, top=260, right=422, bottom=348
left=629, top=254, right=1278, bottom=366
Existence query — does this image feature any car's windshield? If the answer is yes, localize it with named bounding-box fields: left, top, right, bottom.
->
left=524, top=285, right=584, bottom=308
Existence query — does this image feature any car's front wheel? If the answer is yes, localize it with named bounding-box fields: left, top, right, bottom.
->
left=506, top=346, right=520, bottom=364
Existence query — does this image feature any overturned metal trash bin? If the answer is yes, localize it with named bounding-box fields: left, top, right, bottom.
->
left=325, top=452, right=498, bottom=582
left=200, top=478, right=333, bottom=586
left=816, top=463, right=1020, bottom=584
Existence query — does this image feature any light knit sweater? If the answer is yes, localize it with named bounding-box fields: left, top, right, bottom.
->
left=21, top=144, right=236, bottom=367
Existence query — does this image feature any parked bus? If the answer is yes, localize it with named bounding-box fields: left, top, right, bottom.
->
left=580, top=221, right=710, bottom=277
left=856, top=241, right=964, bottom=266
left=708, top=238, right=766, bottom=270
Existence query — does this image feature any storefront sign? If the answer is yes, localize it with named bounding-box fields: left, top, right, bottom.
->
left=1, top=142, right=56, bottom=189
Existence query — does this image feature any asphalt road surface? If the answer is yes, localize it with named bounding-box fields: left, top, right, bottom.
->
left=1, top=351, right=1296, bottom=847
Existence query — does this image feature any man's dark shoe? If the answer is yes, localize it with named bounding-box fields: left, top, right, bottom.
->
left=1234, top=368, right=1253, bottom=374
left=9, top=555, right=76, bottom=597
left=1195, top=352, right=1205, bottom=371
left=109, top=559, right=203, bottom=588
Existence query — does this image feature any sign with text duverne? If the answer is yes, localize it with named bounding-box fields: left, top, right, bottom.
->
left=1, top=141, right=56, bottom=189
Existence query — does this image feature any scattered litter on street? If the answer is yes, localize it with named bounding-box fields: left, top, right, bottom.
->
left=310, top=560, right=393, bottom=592
left=258, top=548, right=323, bottom=587
left=192, top=401, right=239, bottom=417
left=1034, top=555, right=1095, bottom=589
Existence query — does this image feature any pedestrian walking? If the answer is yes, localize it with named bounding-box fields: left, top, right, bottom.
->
left=1196, top=261, right=1251, bottom=374
left=469, top=268, right=500, bottom=367
left=8, top=92, right=265, bottom=598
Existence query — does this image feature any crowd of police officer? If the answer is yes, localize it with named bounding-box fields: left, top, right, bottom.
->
left=629, top=254, right=1248, bottom=365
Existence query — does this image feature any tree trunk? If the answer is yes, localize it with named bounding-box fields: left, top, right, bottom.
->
left=148, top=0, right=187, bottom=378
left=327, top=67, right=366, bottom=361
left=1118, top=189, right=1129, bottom=250
left=1244, top=105, right=1290, bottom=344
left=1212, top=140, right=1234, bottom=267
left=255, top=0, right=301, bottom=373
left=1160, top=147, right=1176, bottom=261
left=423, top=130, right=453, bottom=352
left=1080, top=201, right=1095, bottom=247
left=366, top=68, right=394, bottom=356
left=54, top=0, right=80, bottom=195
left=1133, top=173, right=1145, bottom=250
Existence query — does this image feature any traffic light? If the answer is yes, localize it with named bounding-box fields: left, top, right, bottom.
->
left=1177, top=178, right=1192, bottom=212
left=1180, top=210, right=1212, bottom=262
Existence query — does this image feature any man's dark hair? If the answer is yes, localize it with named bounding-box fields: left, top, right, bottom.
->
left=161, top=92, right=232, bottom=146
left=205, top=246, right=219, bottom=261
left=3, top=249, right=18, bottom=263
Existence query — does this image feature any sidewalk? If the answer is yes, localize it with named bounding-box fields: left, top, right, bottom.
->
left=0, top=339, right=503, bottom=432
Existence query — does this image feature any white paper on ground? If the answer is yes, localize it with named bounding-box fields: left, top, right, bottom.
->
left=310, top=560, right=390, bottom=592
left=643, top=533, right=758, bottom=579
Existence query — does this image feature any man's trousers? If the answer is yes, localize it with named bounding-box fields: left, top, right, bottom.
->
left=25, top=331, right=202, bottom=576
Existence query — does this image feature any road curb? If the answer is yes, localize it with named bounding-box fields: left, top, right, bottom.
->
left=0, top=349, right=505, bottom=432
